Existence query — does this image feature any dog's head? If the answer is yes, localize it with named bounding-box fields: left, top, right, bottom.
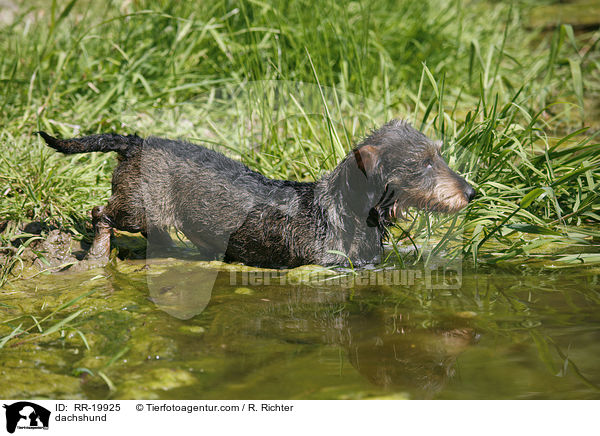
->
left=351, top=120, right=475, bottom=223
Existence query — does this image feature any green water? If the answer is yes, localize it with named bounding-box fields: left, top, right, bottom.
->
left=1, top=259, right=599, bottom=399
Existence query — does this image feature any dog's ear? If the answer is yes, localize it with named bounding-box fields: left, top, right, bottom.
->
left=353, top=145, right=380, bottom=178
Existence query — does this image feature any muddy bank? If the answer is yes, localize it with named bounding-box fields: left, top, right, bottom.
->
left=0, top=221, right=149, bottom=278
left=1, top=222, right=77, bottom=272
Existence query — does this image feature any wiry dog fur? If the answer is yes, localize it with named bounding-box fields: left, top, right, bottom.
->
left=38, top=120, right=475, bottom=268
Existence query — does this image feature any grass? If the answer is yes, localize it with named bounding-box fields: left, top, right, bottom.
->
left=0, top=0, right=599, bottom=284
left=0, top=287, right=97, bottom=349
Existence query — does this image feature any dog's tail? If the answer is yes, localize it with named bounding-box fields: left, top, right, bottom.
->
left=36, top=131, right=143, bottom=156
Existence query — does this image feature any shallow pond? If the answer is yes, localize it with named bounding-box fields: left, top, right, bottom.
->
left=1, top=257, right=599, bottom=399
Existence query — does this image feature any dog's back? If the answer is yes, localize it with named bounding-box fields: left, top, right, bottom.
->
left=137, top=137, right=311, bottom=233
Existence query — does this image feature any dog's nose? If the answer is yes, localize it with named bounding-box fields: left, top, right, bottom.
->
left=465, top=186, right=476, bottom=202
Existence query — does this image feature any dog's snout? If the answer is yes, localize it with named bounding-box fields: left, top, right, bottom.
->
left=465, top=185, right=476, bottom=202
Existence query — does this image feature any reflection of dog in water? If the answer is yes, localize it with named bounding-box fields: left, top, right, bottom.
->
left=342, top=308, right=478, bottom=397
left=38, top=121, right=475, bottom=268
left=3, top=402, right=50, bottom=434
left=202, top=273, right=479, bottom=398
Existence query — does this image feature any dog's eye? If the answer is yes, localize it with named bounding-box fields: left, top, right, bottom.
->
left=424, top=159, right=433, bottom=169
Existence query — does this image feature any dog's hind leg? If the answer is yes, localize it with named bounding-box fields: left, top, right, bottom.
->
left=85, top=205, right=112, bottom=260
